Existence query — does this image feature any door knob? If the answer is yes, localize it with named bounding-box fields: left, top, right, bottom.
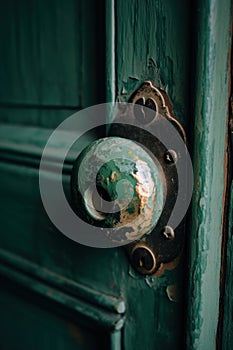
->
left=71, top=136, right=165, bottom=242
left=71, top=81, right=192, bottom=275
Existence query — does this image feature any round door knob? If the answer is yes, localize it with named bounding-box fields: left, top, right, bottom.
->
left=71, top=136, right=166, bottom=244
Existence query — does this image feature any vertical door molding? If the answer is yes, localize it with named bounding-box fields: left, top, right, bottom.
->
left=187, top=1, right=232, bottom=349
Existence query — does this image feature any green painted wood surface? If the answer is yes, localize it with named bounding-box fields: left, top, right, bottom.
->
left=0, top=0, right=81, bottom=106
left=0, top=124, right=184, bottom=349
left=0, top=248, right=126, bottom=316
left=0, top=0, right=104, bottom=128
left=0, top=282, right=110, bottom=350
left=186, top=1, right=232, bottom=349
left=0, top=256, right=125, bottom=331
left=110, top=1, right=192, bottom=348
left=114, top=0, right=191, bottom=127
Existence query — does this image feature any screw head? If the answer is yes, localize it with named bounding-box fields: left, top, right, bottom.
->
left=164, top=150, right=177, bottom=164
left=162, top=226, right=175, bottom=240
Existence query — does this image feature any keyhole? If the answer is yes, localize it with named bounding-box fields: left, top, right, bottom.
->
left=134, top=97, right=157, bottom=124
left=132, top=245, right=157, bottom=273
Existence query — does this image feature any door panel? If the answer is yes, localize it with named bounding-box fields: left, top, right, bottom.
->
left=0, top=0, right=104, bottom=127
left=0, top=0, right=81, bottom=106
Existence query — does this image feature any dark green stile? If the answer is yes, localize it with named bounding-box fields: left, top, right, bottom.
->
left=107, top=1, right=192, bottom=349
left=114, top=0, right=191, bottom=128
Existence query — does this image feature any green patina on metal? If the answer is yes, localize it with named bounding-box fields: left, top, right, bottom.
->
left=72, top=137, right=165, bottom=243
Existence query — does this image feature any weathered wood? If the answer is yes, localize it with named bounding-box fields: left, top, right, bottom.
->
left=186, top=1, right=232, bottom=349
left=110, top=1, right=192, bottom=348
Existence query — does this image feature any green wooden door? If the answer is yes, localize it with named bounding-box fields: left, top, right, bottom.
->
left=0, top=1, right=232, bottom=349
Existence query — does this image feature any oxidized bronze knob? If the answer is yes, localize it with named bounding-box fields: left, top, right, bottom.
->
left=71, top=136, right=166, bottom=244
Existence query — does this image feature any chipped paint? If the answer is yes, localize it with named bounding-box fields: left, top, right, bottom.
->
left=166, top=284, right=179, bottom=303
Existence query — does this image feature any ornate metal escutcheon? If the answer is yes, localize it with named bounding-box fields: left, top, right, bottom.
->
left=71, top=81, right=191, bottom=275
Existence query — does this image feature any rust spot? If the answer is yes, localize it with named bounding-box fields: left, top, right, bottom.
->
left=152, top=256, right=180, bottom=277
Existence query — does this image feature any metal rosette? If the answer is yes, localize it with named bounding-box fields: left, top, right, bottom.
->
left=109, top=81, right=192, bottom=275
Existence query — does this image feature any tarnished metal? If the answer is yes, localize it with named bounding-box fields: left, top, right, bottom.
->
left=109, top=81, right=187, bottom=275
left=162, top=226, right=175, bottom=240
left=131, top=244, right=157, bottom=274
left=164, top=150, right=178, bottom=165
left=129, top=81, right=186, bottom=140
left=71, top=137, right=165, bottom=243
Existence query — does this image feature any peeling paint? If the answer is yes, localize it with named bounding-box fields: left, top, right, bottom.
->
left=166, top=284, right=179, bottom=303
left=152, top=256, right=180, bottom=278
